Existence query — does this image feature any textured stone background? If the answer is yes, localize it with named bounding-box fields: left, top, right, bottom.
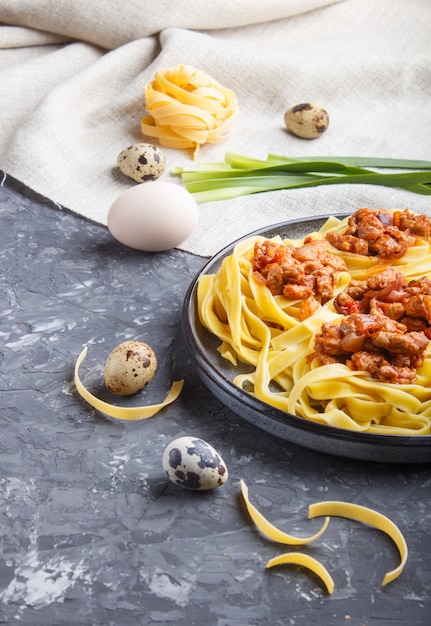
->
left=0, top=177, right=430, bottom=625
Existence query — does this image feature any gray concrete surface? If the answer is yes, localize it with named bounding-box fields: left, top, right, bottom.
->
left=0, top=176, right=430, bottom=625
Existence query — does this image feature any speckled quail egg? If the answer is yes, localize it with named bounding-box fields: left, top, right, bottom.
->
left=103, top=340, right=157, bottom=396
left=162, top=436, right=228, bottom=491
left=284, top=103, right=329, bottom=138
left=117, top=143, right=166, bottom=183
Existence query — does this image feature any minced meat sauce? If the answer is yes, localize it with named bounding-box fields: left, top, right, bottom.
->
left=325, top=207, right=431, bottom=258
left=252, top=236, right=347, bottom=319
left=315, top=268, right=431, bottom=384
left=252, top=208, right=431, bottom=384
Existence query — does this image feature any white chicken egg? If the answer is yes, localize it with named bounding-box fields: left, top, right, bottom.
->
left=162, top=436, right=228, bottom=491
left=107, top=180, right=199, bottom=251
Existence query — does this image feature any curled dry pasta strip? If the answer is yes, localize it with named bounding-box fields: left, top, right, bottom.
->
left=241, top=479, right=332, bottom=593
left=74, top=347, right=184, bottom=421
left=141, top=64, right=238, bottom=158
left=240, top=479, right=330, bottom=545
left=266, top=553, right=335, bottom=595
left=308, top=501, right=408, bottom=586
left=241, top=481, right=408, bottom=592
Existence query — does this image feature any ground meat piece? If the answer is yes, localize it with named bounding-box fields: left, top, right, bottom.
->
left=314, top=322, right=344, bottom=356
left=323, top=254, right=348, bottom=273
left=253, top=240, right=288, bottom=271
left=325, top=207, right=430, bottom=259
left=339, top=331, right=367, bottom=353
left=394, top=209, right=431, bottom=238
left=355, top=209, right=387, bottom=241
left=281, top=262, right=305, bottom=284
left=315, top=267, right=337, bottom=301
left=339, top=314, right=376, bottom=337
left=404, top=276, right=431, bottom=296
left=333, top=292, right=362, bottom=315
left=367, top=268, right=398, bottom=290
left=380, top=364, right=418, bottom=385
left=404, top=294, right=431, bottom=322
left=369, top=299, right=405, bottom=320
left=293, top=237, right=326, bottom=262
left=365, top=268, right=405, bottom=301
left=300, top=296, right=321, bottom=319
left=252, top=237, right=347, bottom=313
left=401, top=316, right=428, bottom=332
left=346, top=279, right=368, bottom=300
left=283, top=283, right=313, bottom=300
left=264, top=264, right=284, bottom=295
left=265, top=262, right=305, bottom=295
left=368, top=233, right=408, bottom=258
left=348, top=352, right=386, bottom=377
left=384, top=224, right=416, bottom=248
left=348, top=312, right=406, bottom=335
left=348, top=352, right=417, bottom=384
left=313, top=310, right=429, bottom=384
left=371, top=329, right=429, bottom=356
left=326, top=231, right=369, bottom=255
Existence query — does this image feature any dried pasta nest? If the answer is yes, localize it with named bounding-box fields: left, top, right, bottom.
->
left=141, top=64, right=239, bottom=159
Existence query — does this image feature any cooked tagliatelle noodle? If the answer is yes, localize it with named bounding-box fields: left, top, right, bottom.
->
left=141, top=65, right=238, bottom=159
left=74, top=347, right=184, bottom=420
left=197, top=210, right=431, bottom=435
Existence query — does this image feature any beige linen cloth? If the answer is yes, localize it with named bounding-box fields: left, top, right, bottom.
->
left=1, top=0, right=430, bottom=257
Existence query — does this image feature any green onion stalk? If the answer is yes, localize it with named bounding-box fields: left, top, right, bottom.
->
left=172, top=152, right=431, bottom=203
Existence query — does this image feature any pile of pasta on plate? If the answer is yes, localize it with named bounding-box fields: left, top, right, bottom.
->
left=197, top=208, right=431, bottom=436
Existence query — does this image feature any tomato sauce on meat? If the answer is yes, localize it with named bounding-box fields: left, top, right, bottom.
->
left=252, top=236, right=347, bottom=319
left=254, top=209, right=431, bottom=384
left=316, top=268, right=431, bottom=383
left=325, top=207, right=431, bottom=259
left=318, top=208, right=431, bottom=383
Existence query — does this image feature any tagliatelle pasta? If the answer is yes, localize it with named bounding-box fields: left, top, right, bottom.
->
left=240, top=479, right=333, bottom=593
left=266, top=553, right=335, bottom=594
left=240, top=479, right=330, bottom=545
left=308, top=500, right=408, bottom=586
left=197, top=211, right=431, bottom=435
left=74, top=347, right=184, bottom=420
left=141, top=65, right=238, bottom=159
left=240, top=480, right=408, bottom=593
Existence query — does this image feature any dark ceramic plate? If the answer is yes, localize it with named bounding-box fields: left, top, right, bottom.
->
left=182, top=215, right=431, bottom=463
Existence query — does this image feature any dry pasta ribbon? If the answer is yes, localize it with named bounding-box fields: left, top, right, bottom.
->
left=74, top=346, right=184, bottom=421
left=266, top=553, right=335, bottom=594
left=240, top=479, right=330, bottom=545
left=141, top=64, right=238, bottom=159
left=308, top=500, right=408, bottom=585
left=240, top=481, right=409, bottom=592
